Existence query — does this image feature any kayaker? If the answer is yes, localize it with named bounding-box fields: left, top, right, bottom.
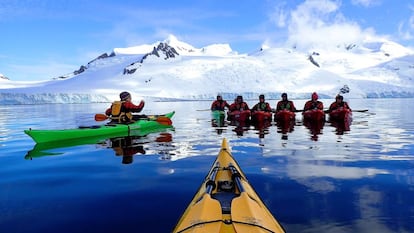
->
left=327, top=94, right=352, bottom=113
left=276, top=93, right=296, bottom=112
left=251, top=94, right=272, bottom=112
left=210, top=94, right=230, bottom=111
left=229, top=95, right=250, bottom=112
left=303, top=92, right=324, bottom=111
left=105, top=91, right=145, bottom=123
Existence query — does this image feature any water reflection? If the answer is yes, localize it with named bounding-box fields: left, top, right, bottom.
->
left=3, top=100, right=414, bottom=233
left=251, top=116, right=272, bottom=138
left=275, top=118, right=295, bottom=140
left=303, top=119, right=325, bottom=141
left=104, top=132, right=174, bottom=163
left=104, top=136, right=146, bottom=164
left=229, top=120, right=250, bottom=137
left=329, top=118, right=352, bottom=135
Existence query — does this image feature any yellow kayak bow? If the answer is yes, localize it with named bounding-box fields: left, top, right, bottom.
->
left=173, top=138, right=286, bottom=233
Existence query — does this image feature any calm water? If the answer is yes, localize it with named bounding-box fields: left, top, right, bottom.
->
left=0, top=99, right=413, bottom=233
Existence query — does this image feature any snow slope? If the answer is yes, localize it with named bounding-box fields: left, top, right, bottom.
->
left=1, top=35, right=413, bottom=104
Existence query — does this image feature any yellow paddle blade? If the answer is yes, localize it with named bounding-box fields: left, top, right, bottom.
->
left=231, top=192, right=285, bottom=233
left=173, top=193, right=223, bottom=233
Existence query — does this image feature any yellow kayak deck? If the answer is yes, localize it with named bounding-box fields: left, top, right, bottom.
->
left=173, top=138, right=285, bottom=233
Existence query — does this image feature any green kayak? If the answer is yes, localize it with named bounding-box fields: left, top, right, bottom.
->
left=25, top=124, right=173, bottom=159
left=24, top=111, right=175, bottom=144
left=211, top=110, right=225, bottom=126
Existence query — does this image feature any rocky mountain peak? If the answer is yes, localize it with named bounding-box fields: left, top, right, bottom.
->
left=0, top=74, right=9, bottom=80
left=123, top=41, right=180, bottom=74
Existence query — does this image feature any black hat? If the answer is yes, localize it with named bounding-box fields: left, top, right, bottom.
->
left=120, top=91, right=131, bottom=101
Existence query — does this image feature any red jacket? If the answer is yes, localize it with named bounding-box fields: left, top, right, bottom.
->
left=229, top=102, right=249, bottom=112
left=211, top=100, right=230, bottom=111
left=328, top=101, right=351, bottom=112
left=303, top=100, right=323, bottom=111
left=105, top=100, right=145, bottom=116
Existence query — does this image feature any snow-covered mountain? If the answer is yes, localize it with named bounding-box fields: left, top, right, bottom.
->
left=1, top=35, right=414, bottom=104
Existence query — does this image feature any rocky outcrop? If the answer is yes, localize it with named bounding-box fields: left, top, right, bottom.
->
left=0, top=74, right=9, bottom=80
left=56, top=52, right=116, bottom=79
left=74, top=65, right=88, bottom=75
left=123, top=42, right=179, bottom=74
left=308, top=52, right=320, bottom=67
left=87, top=53, right=115, bottom=65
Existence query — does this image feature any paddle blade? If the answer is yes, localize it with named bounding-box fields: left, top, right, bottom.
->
left=155, top=116, right=172, bottom=125
left=95, top=114, right=109, bottom=121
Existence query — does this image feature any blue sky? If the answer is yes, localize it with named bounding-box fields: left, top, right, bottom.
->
left=1, top=0, right=413, bottom=81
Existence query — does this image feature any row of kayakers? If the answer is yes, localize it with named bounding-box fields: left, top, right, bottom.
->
left=211, top=92, right=351, bottom=114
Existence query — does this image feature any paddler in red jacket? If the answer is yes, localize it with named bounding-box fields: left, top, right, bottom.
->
left=228, top=95, right=250, bottom=122
left=105, top=91, right=145, bottom=123
left=211, top=94, right=231, bottom=111
left=327, top=95, right=351, bottom=113
left=303, top=92, right=323, bottom=111
left=251, top=94, right=272, bottom=112
left=229, top=95, right=250, bottom=112
left=276, top=93, right=296, bottom=112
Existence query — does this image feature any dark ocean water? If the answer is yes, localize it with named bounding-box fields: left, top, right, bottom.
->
left=0, top=98, right=413, bottom=233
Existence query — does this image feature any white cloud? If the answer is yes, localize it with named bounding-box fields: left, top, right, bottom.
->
left=351, top=0, right=381, bottom=7
left=398, top=5, right=414, bottom=40
left=281, top=0, right=372, bottom=50
left=268, top=3, right=288, bottom=28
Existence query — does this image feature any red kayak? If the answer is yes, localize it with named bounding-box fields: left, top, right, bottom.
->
left=227, top=110, right=251, bottom=122
left=302, top=109, right=325, bottom=122
left=251, top=111, right=272, bottom=132
left=275, top=110, right=295, bottom=134
left=329, top=108, right=352, bottom=134
left=274, top=109, right=295, bottom=122
left=329, top=108, right=352, bottom=123
left=251, top=111, right=272, bottom=122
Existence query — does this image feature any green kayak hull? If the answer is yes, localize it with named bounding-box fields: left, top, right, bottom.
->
left=25, top=124, right=173, bottom=159
left=24, top=111, right=175, bottom=144
left=211, top=110, right=225, bottom=126
left=211, top=110, right=225, bottom=120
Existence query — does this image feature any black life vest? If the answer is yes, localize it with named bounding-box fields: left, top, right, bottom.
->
left=111, top=101, right=133, bottom=123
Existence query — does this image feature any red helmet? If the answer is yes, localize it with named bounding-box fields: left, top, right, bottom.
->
left=311, top=92, right=318, bottom=100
